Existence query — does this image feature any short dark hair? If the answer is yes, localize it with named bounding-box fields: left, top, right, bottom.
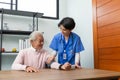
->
left=58, top=17, right=75, bottom=30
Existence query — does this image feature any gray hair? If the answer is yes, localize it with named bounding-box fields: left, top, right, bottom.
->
left=29, top=31, right=43, bottom=41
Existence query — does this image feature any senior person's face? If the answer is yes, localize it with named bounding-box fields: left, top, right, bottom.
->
left=31, top=34, right=44, bottom=50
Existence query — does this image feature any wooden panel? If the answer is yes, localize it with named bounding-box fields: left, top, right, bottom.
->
left=97, top=0, right=111, bottom=7
left=99, top=60, right=120, bottom=71
left=99, top=47, right=120, bottom=60
left=98, top=9, right=120, bottom=27
left=97, top=0, right=120, bottom=17
left=93, top=0, right=120, bottom=71
left=92, top=0, right=99, bottom=68
left=98, top=35, right=120, bottom=48
left=98, top=22, right=120, bottom=38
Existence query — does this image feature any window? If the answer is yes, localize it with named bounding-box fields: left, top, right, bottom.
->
left=0, top=0, right=17, bottom=10
left=0, top=0, right=59, bottom=19
left=0, top=0, right=11, bottom=9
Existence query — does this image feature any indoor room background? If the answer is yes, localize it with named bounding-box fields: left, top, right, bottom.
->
left=0, top=0, right=93, bottom=70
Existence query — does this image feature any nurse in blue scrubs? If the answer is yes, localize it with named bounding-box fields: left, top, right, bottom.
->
left=49, top=17, right=84, bottom=69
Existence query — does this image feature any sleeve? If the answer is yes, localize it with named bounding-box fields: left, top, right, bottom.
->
left=51, top=50, right=57, bottom=56
left=11, top=51, right=27, bottom=70
left=75, top=52, right=80, bottom=64
left=49, top=36, right=58, bottom=51
left=75, top=37, right=84, bottom=53
left=50, top=62, right=61, bottom=69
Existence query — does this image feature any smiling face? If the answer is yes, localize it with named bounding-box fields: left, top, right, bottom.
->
left=31, top=34, right=44, bottom=50
left=59, top=25, right=71, bottom=37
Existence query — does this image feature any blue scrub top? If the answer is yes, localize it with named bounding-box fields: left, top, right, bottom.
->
left=49, top=32, right=84, bottom=65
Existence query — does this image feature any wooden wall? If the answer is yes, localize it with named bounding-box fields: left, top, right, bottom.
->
left=93, top=0, right=120, bottom=71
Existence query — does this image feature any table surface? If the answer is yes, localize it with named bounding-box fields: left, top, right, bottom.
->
left=0, top=68, right=120, bottom=80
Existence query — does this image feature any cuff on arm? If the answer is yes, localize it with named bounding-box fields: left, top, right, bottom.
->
left=50, top=62, right=61, bottom=69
